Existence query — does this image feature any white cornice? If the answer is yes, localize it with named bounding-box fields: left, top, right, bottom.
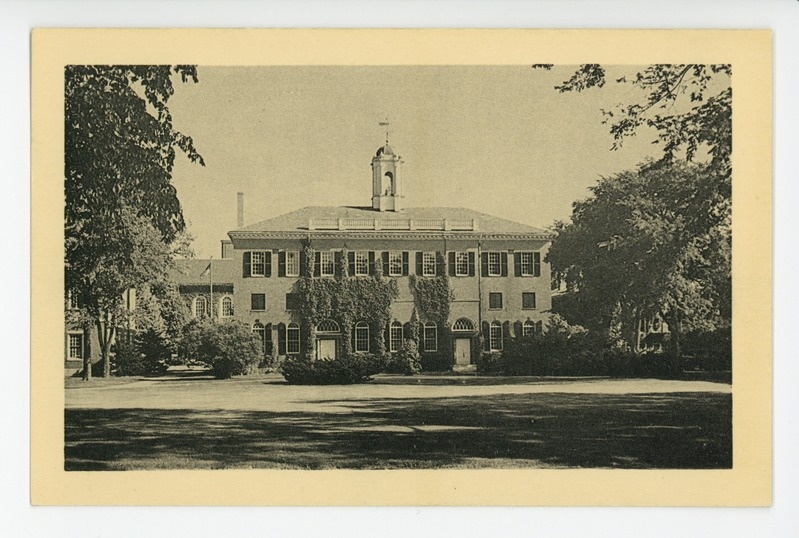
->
left=228, top=231, right=554, bottom=241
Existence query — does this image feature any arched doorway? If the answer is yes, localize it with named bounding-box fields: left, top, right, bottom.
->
left=315, top=319, right=340, bottom=360
left=452, top=317, right=476, bottom=365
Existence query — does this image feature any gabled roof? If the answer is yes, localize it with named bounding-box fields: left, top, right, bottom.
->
left=171, top=258, right=237, bottom=285
left=234, top=206, right=549, bottom=237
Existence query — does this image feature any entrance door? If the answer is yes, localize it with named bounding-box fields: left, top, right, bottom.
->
left=316, top=338, right=337, bottom=360
left=454, top=338, right=471, bottom=365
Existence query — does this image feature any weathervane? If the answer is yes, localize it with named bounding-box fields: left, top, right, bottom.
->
left=379, top=118, right=390, bottom=144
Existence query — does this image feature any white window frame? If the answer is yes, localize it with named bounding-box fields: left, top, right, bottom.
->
left=194, top=296, right=208, bottom=318
left=354, top=321, right=370, bottom=353
left=287, top=323, right=301, bottom=354
left=487, top=252, right=501, bottom=276
left=489, top=322, right=503, bottom=351
left=522, top=320, right=535, bottom=337
left=319, top=251, right=335, bottom=276
left=455, top=252, right=469, bottom=276
left=251, top=251, right=266, bottom=277
left=252, top=323, right=266, bottom=353
left=423, top=322, right=438, bottom=352
left=520, top=251, right=535, bottom=276
left=67, top=332, right=83, bottom=360
left=354, top=251, right=369, bottom=276
left=285, top=250, right=300, bottom=277
left=68, top=291, right=80, bottom=310
left=220, top=296, right=234, bottom=317
left=388, top=251, right=403, bottom=276
left=422, top=252, right=436, bottom=276
left=389, top=321, right=403, bottom=352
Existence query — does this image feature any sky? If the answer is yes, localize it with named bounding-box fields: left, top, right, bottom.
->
left=168, top=65, right=663, bottom=258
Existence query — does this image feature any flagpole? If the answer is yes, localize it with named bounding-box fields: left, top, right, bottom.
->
left=209, top=256, right=213, bottom=322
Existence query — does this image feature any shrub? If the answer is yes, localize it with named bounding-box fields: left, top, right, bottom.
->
left=681, top=327, right=732, bottom=371
left=109, top=333, right=169, bottom=377
left=606, top=349, right=681, bottom=378
left=476, top=351, right=502, bottom=374
left=177, top=319, right=262, bottom=379
left=384, top=339, right=421, bottom=375
left=420, top=352, right=451, bottom=372
left=282, top=353, right=385, bottom=385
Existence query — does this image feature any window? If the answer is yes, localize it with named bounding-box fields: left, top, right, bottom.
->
left=522, top=292, right=537, bottom=310
left=354, top=321, right=369, bottom=352
left=487, top=252, right=502, bottom=276
left=489, top=321, right=503, bottom=351
left=388, top=251, right=403, bottom=276
left=354, top=251, right=369, bottom=276
left=67, top=333, right=83, bottom=360
left=252, top=323, right=266, bottom=354
left=317, top=319, right=340, bottom=334
left=452, top=318, right=475, bottom=332
left=68, top=291, right=80, bottom=310
left=523, top=320, right=535, bottom=337
left=422, top=252, right=436, bottom=276
left=194, top=296, right=208, bottom=318
left=319, top=251, right=335, bottom=276
left=423, top=322, right=438, bottom=352
left=251, top=251, right=266, bottom=276
left=455, top=252, right=469, bottom=276
left=285, top=293, right=301, bottom=311
left=389, top=321, right=403, bottom=352
left=489, top=292, right=503, bottom=310
left=221, top=296, right=234, bottom=317
left=251, top=293, right=266, bottom=311
left=517, top=251, right=541, bottom=277
left=285, top=251, right=300, bottom=276
left=286, top=323, right=300, bottom=354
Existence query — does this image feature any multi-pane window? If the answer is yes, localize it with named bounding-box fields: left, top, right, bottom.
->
left=522, top=292, right=537, bottom=310
left=489, top=322, right=503, bottom=351
left=522, top=320, right=535, bottom=337
left=251, top=251, right=266, bottom=276
left=221, top=296, right=234, bottom=317
left=285, top=251, right=300, bottom=276
left=422, top=252, right=436, bottom=276
left=286, top=323, right=300, bottom=354
left=252, top=323, right=266, bottom=353
left=455, top=252, right=469, bottom=276
left=389, top=321, right=403, bottom=352
left=354, top=251, right=369, bottom=276
left=487, top=252, right=502, bottom=276
left=354, top=321, right=370, bottom=352
left=388, top=252, right=403, bottom=276
left=68, top=291, right=80, bottom=310
left=285, top=293, right=301, bottom=311
left=67, top=333, right=83, bottom=360
left=251, top=293, right=266, bottom=311
left=319, top=251, right=335, bottom=276
left=194, top=296, right=207, bottom=318
left=489, top=292, right=503, bottom=310
left=423, top=322, right=438, bottom=352
left=519, top=252, right=534, bottom=276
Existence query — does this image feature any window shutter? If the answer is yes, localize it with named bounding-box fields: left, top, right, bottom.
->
left=402, top=252, right=409, bottom=276
left=502, top=321, right=511, bottom=346
left=383, top=324, right=390, bottom=353
left=436, top=252, right=444, bottom=277
left=534, top=252, right=541, bottom=277
left=265, top=251, right=272, bottom=277
left=299, top=322, right=310, bottom=356
left=501, top=252, right=508, bottom=277
left=419, top=322, right=425, bottom=351
left=514, top=252, right=522, bottom=277
left=334, top=251, right=343, bottom=277
left=264, top=323, right=273, bottom=355
left=513, top=320, right=523, bottom=338
left=403, top=322, right=412, bottom=341
left=278, top=251, right=286, bottom=277
left=368, top=251, right=375, bottom=276
left=277, top=323, right=287, bottom=355
left=481, top=252, right=489, bottom=277
left=314, top=252, right=321, bottom=277
left=468, top=252, right=475, bottom=276
left=415, top=252, right=423, bottom=275
left=348, top=251, right=356, bottom=276
left=482, top=321, right=490, bottom=351
left=299, top=250, right=308, bottom=277
left=382, top=251, right=389, bottom=275
left=536, top=320, right=543, bottom=334
left=243, top=251, right=251, bottom=278
left=448, top=252, right=456, bottom=276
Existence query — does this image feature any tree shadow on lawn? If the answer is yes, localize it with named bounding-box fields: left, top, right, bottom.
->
left=65, top=392, right=731, bottom=471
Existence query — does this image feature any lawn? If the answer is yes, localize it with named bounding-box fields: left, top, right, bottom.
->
left=65, top=371, right=732, bottom=470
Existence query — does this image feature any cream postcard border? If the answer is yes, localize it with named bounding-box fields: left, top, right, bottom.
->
left=31, top=29, right=772, bottom=506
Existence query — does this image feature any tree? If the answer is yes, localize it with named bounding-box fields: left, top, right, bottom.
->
left=65, top=65, right=203, bottom=379
left=547, top=161, right=731, bottom=355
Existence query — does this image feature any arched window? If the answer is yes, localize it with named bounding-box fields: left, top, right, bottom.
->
left=317, top=319, right=340, bottom=334
left=354, top=321, right=369, bottom=352
left=286, top=323, right=300, bottom=354
left=252, top=322, right=266, bottom=354
left=221, top=296, right=233, bottom=318
left=193, top=296, right=207, bottom=318
left=389, top=321, right=403, bottom=352
left=523, top=320, right=535, bottom=337
left=423, top=322, right=438, bottom=352
left=452, top=318, right=475, bottom=332
left=489, top=321, right=503, bottom=351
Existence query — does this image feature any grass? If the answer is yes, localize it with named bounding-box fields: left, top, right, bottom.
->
left=65, top=372, right=731, bottom=471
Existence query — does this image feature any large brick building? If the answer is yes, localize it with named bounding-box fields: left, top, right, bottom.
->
left=176, top=142, right=554, bottom=367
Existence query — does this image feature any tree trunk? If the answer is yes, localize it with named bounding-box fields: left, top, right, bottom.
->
left=96, top=315, right=116, bottom=378
left=82, top=321, right=92, bottom=381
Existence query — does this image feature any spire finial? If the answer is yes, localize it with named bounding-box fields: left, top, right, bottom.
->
left=379, top=118, right=390, bottom=144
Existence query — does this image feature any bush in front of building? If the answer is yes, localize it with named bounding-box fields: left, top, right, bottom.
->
left=177, top=319, right=262, bottom=379
left=109, top=329, right=170, bottom=376
left=420, top=352, right=452, bottom=372
left=281, top=353, right=385, bottom=385
left=476, top=351, right=502, bottom=374
left=383, top=339, right=421, bottom=375
left=680, top=327, right=732, bottom=371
